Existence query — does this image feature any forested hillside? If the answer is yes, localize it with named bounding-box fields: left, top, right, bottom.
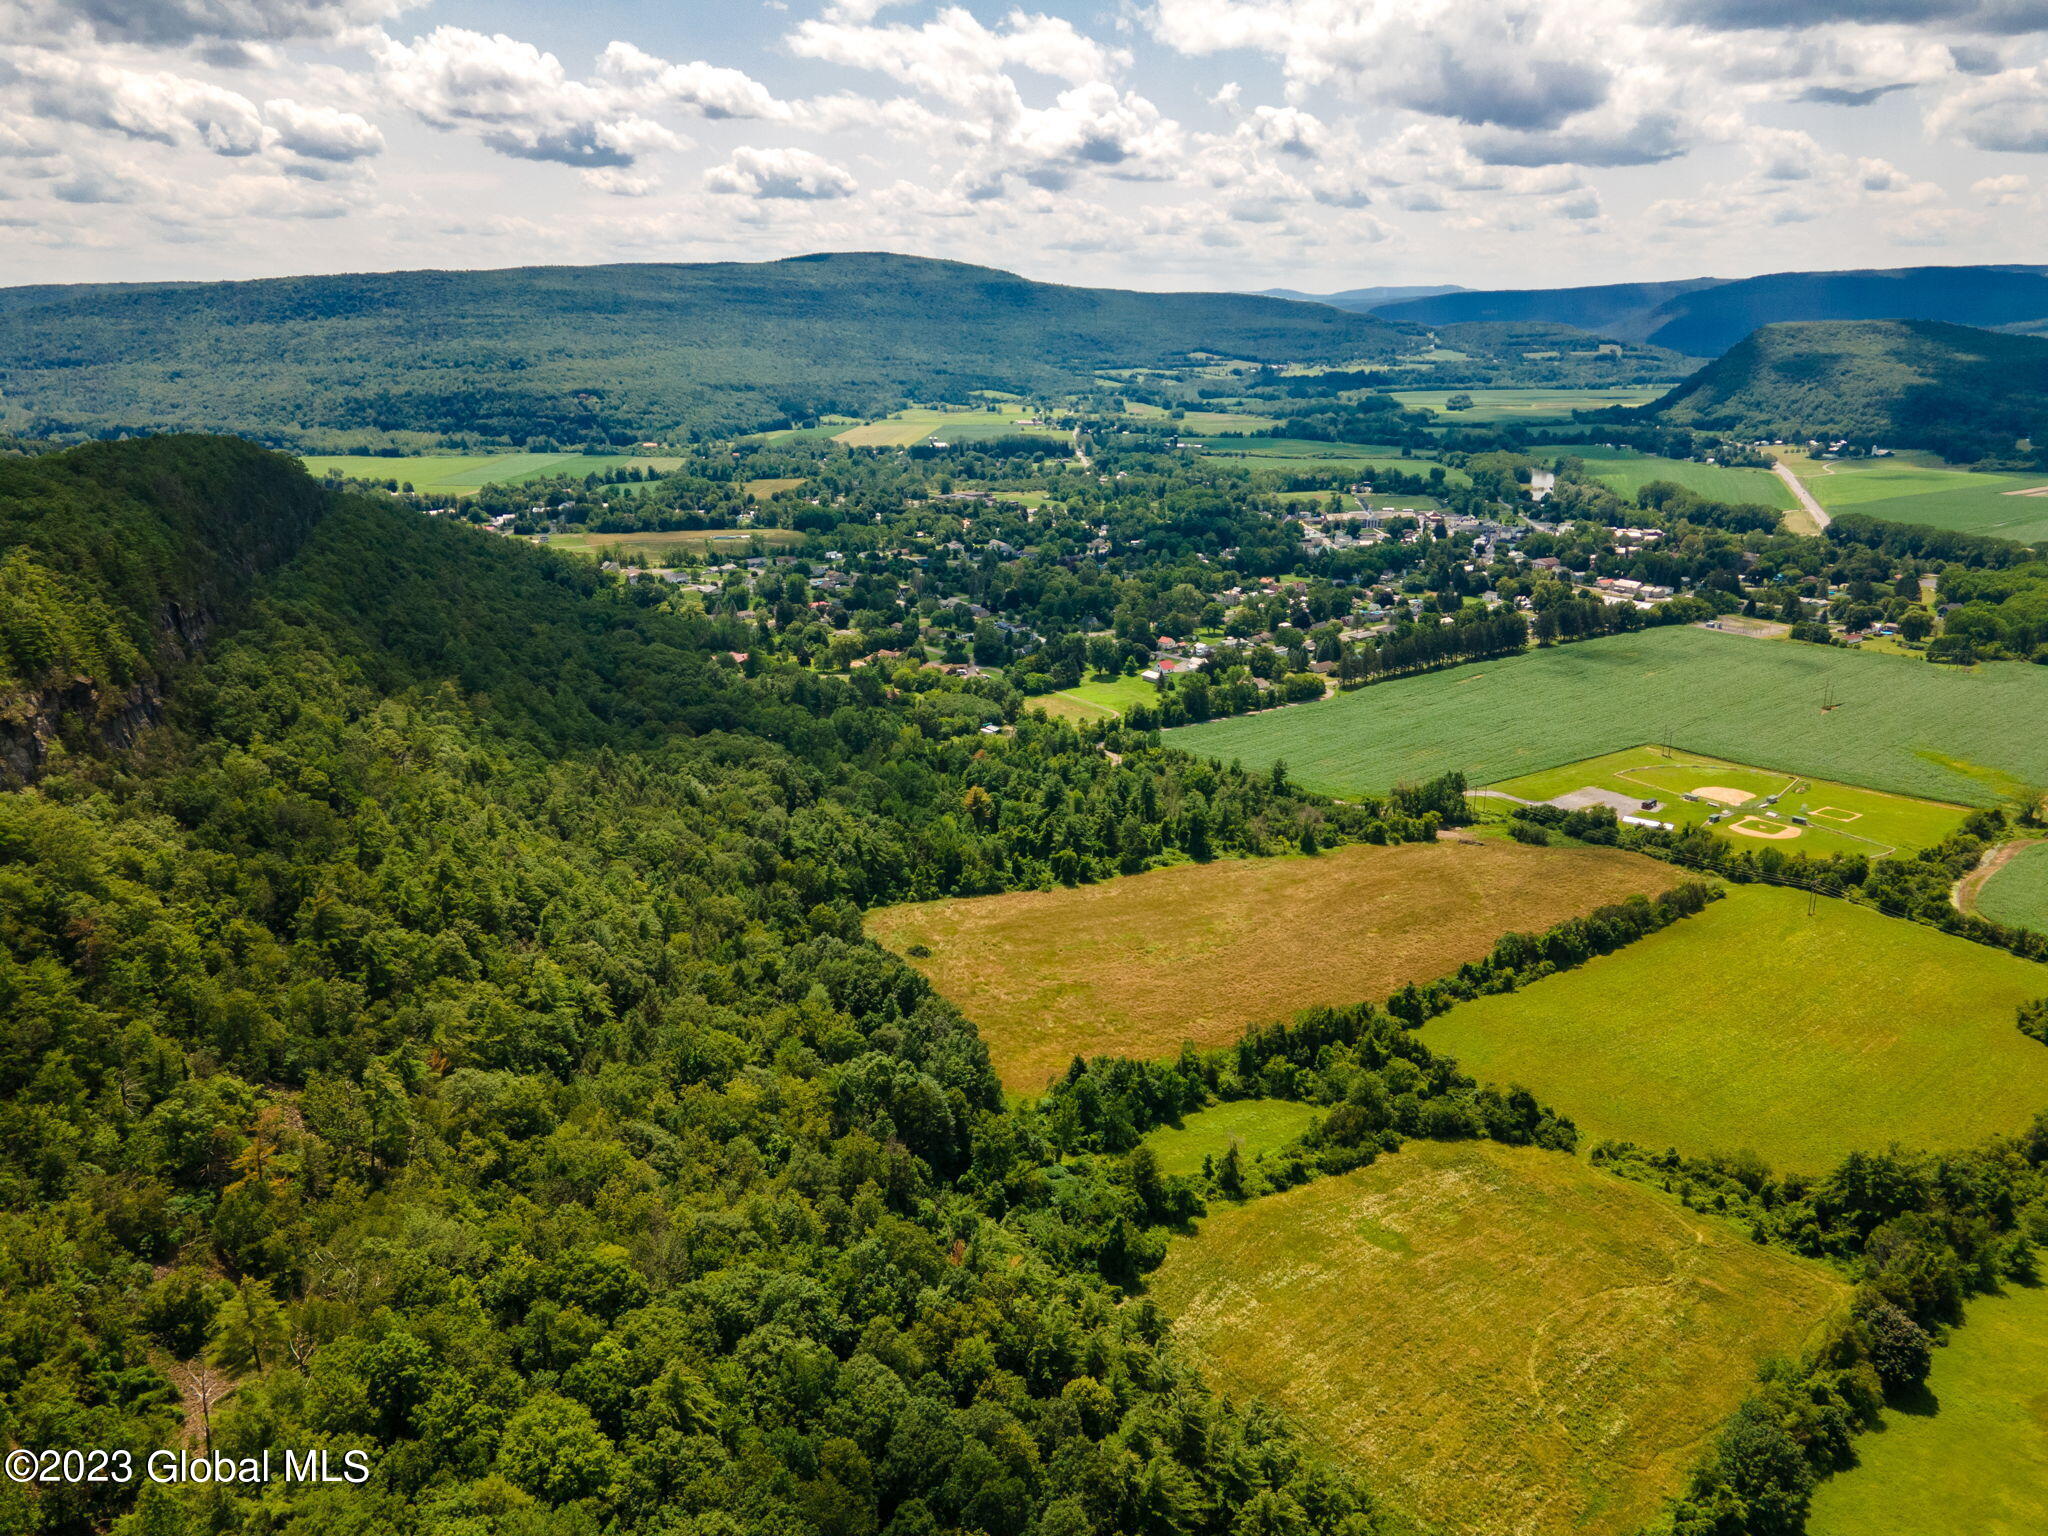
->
left=1374, top=265, right=2048, bottom=357
left=0, top=255, right=1414, bottom=450
left=1646, top=319, right=2048, bottom=462
left=0, top=435, right=1512, bottom=1536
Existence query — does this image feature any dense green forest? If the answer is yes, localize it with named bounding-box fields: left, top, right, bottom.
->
left=1374, top=265, right=2048, bottom=356
left=1645, top=319, right=2048, bottom=464
left=0, top=256, right=1419, bottom=450
left=0, top=435, right=1514, bottom=1536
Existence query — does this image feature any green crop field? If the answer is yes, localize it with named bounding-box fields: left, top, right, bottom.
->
left=1165, top=625, right=2048, bottom=807
left=1566, top=452, right=1797, bottom=510
left=1976, top=842, right=2048, bottom=934
left=1188, top=438, right=1471, bottom=482
left=1489, top=746, right=1970, bottom=858
left=1391, top=386, right=1667, bottom=423
left=1806, top=1282, right=2048, bottom=1536
left=1421, top=886, right=2048, bottom=1170
left=832, top=406, right=1068, bottom=447
left=1142, top=1098, right=1321, bottom=1178
left=542, top=528, right=802, bottom=560
left=1784, top=451, right=2048, bottom=543
left=299, top=452, right=684, bottom=496
left=1033, top=674, right=1162, bottom=723
left=1149, top=1140, right=1845, bottom=1536
left=864, top=838, right=1677, bottom=1092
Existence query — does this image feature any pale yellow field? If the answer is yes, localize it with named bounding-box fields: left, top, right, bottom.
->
left=866, top=839, right=1678, bottom=1092
left=1151, top=1141, right=1847, bottom=1536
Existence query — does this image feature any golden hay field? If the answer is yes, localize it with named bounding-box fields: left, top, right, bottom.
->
left=865, top=839, right=1678, bottom=1092
left=1150, top=1141, right=1847, bottom=1536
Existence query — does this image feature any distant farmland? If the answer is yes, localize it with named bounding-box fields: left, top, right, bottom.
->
left=1547, top=446, right=1797, bottom=510
left=299, top=452, right=682, bottom=497
left=864, top=839, right=1678, bottom=1093
left=1786, top=450, right=2048, bottom=544
left=1150, top=1140, right=1845, bottom=1536
left=1390, top=386, right=1667, bottom=422
left=544, top=528, right=801, bottom=560
left=1420, top=886, right=2048, bottom=1170
left=1166, top=625, right=2048, bottom=806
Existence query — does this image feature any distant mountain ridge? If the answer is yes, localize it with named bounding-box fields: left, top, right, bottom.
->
left=1373, top=266, right=2048, bottom=357
left=1258, top=284, right=1467, bottom=312
left=1644, top=318, right=2048, bottom=462
left=0, top=252, right=1416, bottom=448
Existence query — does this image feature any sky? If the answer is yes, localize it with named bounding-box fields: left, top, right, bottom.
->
left=1, top=0, right=2045, bottom=293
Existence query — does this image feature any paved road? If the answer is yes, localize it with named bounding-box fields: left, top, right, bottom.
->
left=1773, top=462, right=1830, bottom=532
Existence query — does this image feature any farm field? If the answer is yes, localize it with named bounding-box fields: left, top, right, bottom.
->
left=300, top=452, right=683, bottom=496
left=1782, top=451, right=2048, bottom=544
left=1564, top=451, right=1797, bottom=510
left=1391, top=386, right=1667, bottom=422
left=1160, top=409, right=1272, bottom=433
left=863, top=838, right=1678, bottom=1093
left=1420, top=886, right=2048, bottom=1170
left=1189, top=438, right=1472, bottom=482
left=1806, top=1282, right=2048, bottom=1536
left=1974, top=841, right=2048, bottom=934
left=1165, top=624, right=2048, bottom=806
left=1149, top=1140, right=1846, bottom=1536
left=832, top=406, right=1068, bottom=447
left=542, top=528, right=802, bottom=560
left=1488, top=745, right=1971, bottom=858
left=743, top=476, right=805, bottom=500
left=1033, top=674, right=1161, bottom=722
left=1142, top=1098, right=1321, bottom=1178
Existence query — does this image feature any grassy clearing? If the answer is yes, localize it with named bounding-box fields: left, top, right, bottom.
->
left=1390, top=386, right=1667, bottom=423
left=1033, top=674, right=1163, bottom=722
left=1977, top=842, right=2048, bottom=935
left=864, top=839, right=1677, bottom=1093
left=543, top=528, right=802, bottom=560
left=300, top=453, right=683, bottom=496
left=1165, top=624, right=2048, bottom=807
left=1150, top=1140, right=1846, bottom=1536
left=1165, top=409, right=1273, bottom=434
left=1806, top=1282, right=2048, bottom=1536
left=1784, top=451, right=2048, bottom=544
left=1489, top=745, right=1970, bottom=858
left=1188, top=438, right=1472, bottom=482
left=832, top=406, right=1068, bottom=448
left=1421, top=886, right=2048, bottom=1170
left=743, top=476, right=805, bottom=500
left=1572, top=453, right=1796, bottom=510
left=1142, top=1099, right=1322, bottom=1178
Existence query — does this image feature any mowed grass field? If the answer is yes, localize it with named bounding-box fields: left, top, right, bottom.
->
left=1165, top=625, right=2048, bottom=806
left=1033, top=674, right=1162, bottom=723
left=1489, top=746, right=1970, bottom=858
left=1391, top=386, right=1667, bottom=422
left=832, top=406, right=1069, bottom=447
left=1806, top=1282, right=2048, bottom=1536
left=1149, top=1140, right=1846, bottom=1536
left=543, top=528, right=802, bottom=560
left=1549, top=448, right=1797, bottom=510
left=300, top=453, right=682, bottom=496
left=1143, top=1098, right=1322, bottom=1178
left=1421, top=886, right=2048, bottom=1170
left=1189, top=438, right=1473, bottom=483
left=864, top=839, right=1678, bottom=1092
left=1783, top=451, right=2048, bottom=544
left=1976, top=842, right=2048, bottom=935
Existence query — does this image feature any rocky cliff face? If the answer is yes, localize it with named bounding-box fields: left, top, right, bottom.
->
left=0, top=436, right=333, bottom=783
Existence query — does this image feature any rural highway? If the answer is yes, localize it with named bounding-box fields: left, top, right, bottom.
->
left=1773, top=462, right=1831, bottom=531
